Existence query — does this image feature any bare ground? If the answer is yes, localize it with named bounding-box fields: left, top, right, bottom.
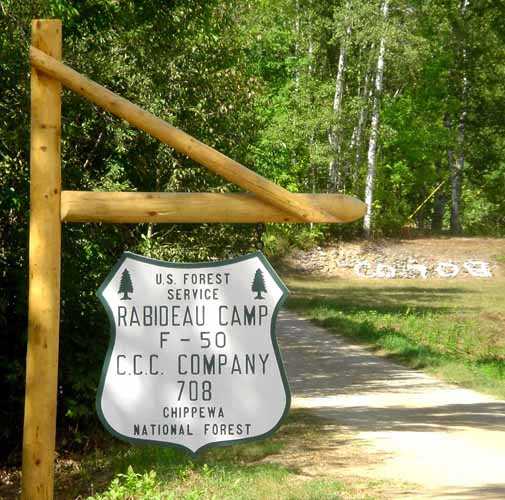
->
left=264, top=410, right=411, bottom=499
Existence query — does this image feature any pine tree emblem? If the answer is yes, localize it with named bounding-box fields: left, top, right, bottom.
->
left=118, top=268, right=133, bottom=300
left=251, top=268, right=267, bottom=299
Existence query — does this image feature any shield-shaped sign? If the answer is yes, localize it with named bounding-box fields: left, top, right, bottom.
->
left=96, top=251, right=290, bottom=455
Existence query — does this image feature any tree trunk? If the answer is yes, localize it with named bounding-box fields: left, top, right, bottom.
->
left=451, top=0, right=469, bottom=234
left=350, top=63, right=373, bottom=182
left=363, top=0, right=389, bottom=238
left=432, top=193, right=447, bottom=232
left=294, top=0, right=301, bottom=92
left=327, top=21, right=351, bottom=192
left=431, top=162, right=446, bottom=232
left=307, top=4, right=316, bottom=219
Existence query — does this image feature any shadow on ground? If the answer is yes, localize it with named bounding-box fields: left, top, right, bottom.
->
left=430, top=484, right=505, bottom=499
left=277, top=312, right=505, bottom=435
left=288, top=284, right=476, bottom=316
left=310, top=403, right=505, bottom=433
left=277, top=311, right=441, bottom=396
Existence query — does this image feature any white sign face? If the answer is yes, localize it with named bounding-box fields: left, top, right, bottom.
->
left=96, top=251, right=290, bottom=455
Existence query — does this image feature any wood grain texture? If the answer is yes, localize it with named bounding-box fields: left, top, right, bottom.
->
left=22, top=20, right=62, bottom=500
left=29, top=46, right=340, bottom=223
left=61, top=191, right=366, bottom=224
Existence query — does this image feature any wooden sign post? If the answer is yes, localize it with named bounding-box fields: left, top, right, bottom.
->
left=22, top=19, right=366, bottom=499
left=23, top=19, right=62, bottom=500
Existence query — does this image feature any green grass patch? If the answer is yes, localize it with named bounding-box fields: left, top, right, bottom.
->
left=57, top=412, right=359, bottom=500
left=287, top=277, right=505, bottom=398
left=88, top=463, right=345, bottom=500
left=494, top=254, right=505, bottom=264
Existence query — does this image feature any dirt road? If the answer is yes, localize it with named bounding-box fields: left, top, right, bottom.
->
left=277, top=311, right=505, bottom=499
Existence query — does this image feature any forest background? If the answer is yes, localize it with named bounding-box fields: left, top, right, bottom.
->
left=1, top=0, right=505, bottom=460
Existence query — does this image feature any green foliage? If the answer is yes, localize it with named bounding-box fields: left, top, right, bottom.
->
left=245, top=0, right=505, bottom=236
left=0, top=0, right=262, bottom=458
left=462, top=164, right=505, bottom=236
left=90, top=466, right=161, bottom=500
left=263, top=224, right=326, bottom=257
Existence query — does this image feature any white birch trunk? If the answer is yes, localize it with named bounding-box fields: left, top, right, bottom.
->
left=294, top=0, right=301, bottom=92
left=363, top=0, right=389, bottom=238
left=327, top=22, right=351, bottom=192
left=350, top=66, right=372, bottom=182
left=307, top=17, right=317, bottom=206
left=451, top=0, right=470, bottom=234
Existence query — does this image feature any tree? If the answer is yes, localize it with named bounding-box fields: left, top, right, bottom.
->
left=327, top=6, right=351, bottom=192
left=363, top=0, right=389, bottom=238
left=450, top=0, right=470, bottom=234
left=350, top=62, right=372, bottom=182
left=251, top=269, right=267, bottom=299
left=118, top=269, right=133, bottom=300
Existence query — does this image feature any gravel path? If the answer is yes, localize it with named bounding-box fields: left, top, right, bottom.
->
left=277, top=311, right=505, bottom=499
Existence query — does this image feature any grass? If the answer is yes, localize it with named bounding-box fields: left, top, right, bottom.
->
left=286, top=275, right=505, bottom=398
left=87, top=464, right=344, bottom=500
left=46, top=412, right=381, bottom=500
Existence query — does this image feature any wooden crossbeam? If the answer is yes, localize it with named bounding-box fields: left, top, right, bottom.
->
left=61, top=191, right=366, bottom=224
left=29, top=46, right=338, bottom=224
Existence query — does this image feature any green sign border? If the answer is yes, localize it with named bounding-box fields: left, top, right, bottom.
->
left=96, top=251, right=291, bottom=457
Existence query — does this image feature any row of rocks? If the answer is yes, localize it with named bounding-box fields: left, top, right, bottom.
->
left=289, top=245, right=496, bottom=279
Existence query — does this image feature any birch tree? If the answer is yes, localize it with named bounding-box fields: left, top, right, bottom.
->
left=349, top=50, right=373, bottom=182
left=363, top=0, right=389, bottom=238
left=327, top=5, right=351, bottom=192
left=307, top=9, right=317, bottom=195
left=451, top=0, right=470, bottom=234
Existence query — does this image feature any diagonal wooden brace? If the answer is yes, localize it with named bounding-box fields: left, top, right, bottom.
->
left=30, top=46, right=339, bottom=223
